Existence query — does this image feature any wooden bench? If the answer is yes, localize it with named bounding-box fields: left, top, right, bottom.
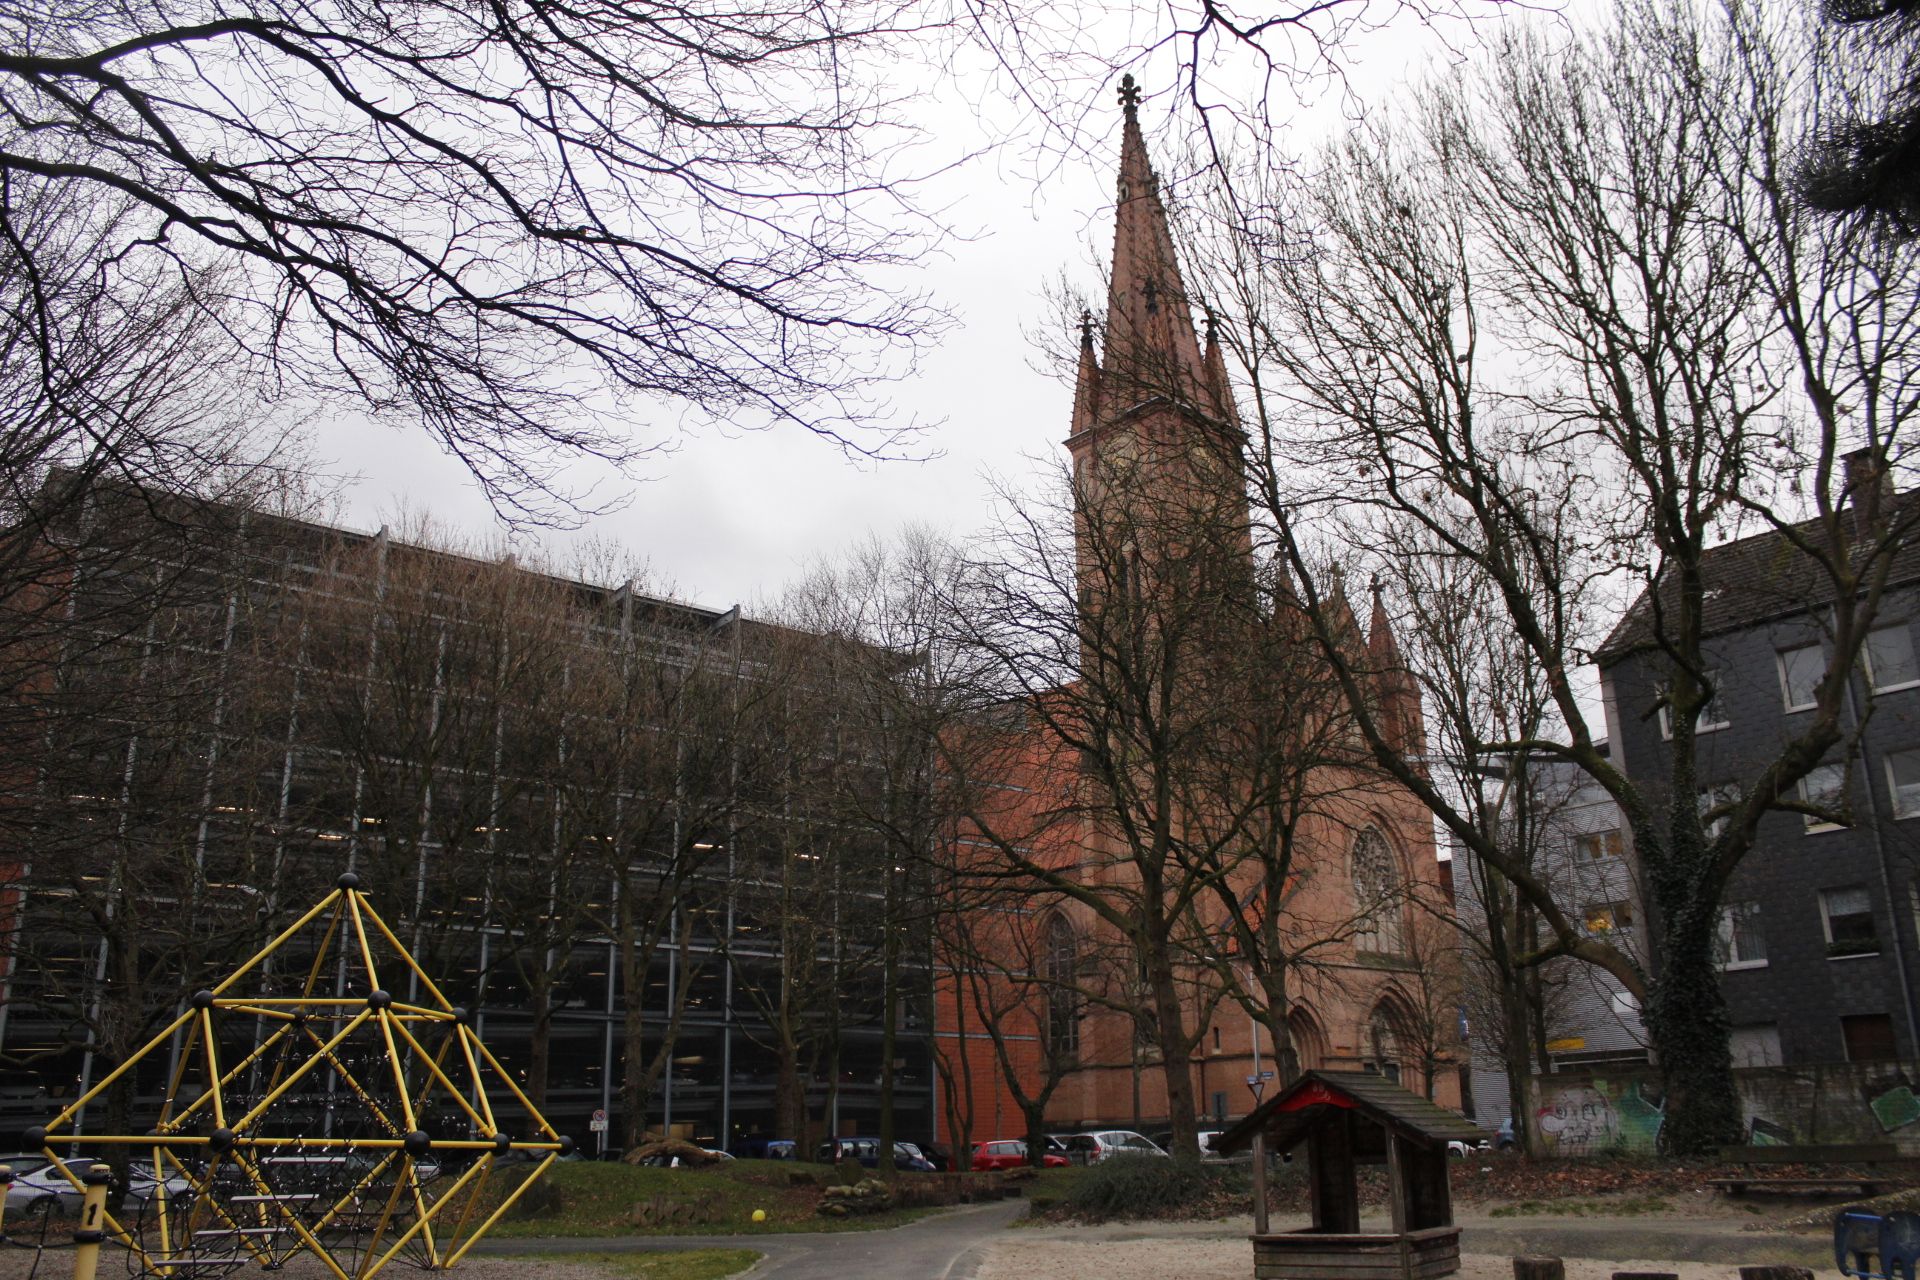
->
left=1709, top=1143, right=1901, bottom=1197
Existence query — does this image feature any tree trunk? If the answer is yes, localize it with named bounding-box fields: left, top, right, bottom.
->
left=877, top=877, right=898, bottom=1174
left=527, top=970, right=553, bottom=1109
left=1024, top=1101, right=1050, bottom=1168
left=1645, top=912, right=1741, bottom=1156
left=774, top=1042, right=806, bottom=1148
left=1503, top=970, right=1538, bottom=1158
left=1148, top=955, right=1199, bottom=1160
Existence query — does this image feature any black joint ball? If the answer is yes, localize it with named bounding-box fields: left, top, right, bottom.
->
left=404, top=1130, right=432, bottom=1158
left=449, top=1007, right=470, bottom=1026
left=366, top=989, right=393, bottom=1011
left=336, top=871, right=361, bottom=891
left=209, top=1127, right=236, bottom=1153
left=22, top=1126, right=45, bottom=1149
left=191, top=989, right=216, bottom=1009
left=557, top=1135, right=575, bottom=1156
left=491, top=1133, right=512, bottom=1156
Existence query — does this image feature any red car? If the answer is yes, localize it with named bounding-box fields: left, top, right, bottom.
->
left=971, top=1139, right=1068, bottom=1171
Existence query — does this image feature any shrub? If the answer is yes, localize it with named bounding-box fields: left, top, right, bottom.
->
left=1063, top=1157, right=1245, bottom=1222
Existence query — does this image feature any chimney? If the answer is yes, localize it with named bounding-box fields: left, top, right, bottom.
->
left=1844, top=447, right=1895, bottom=532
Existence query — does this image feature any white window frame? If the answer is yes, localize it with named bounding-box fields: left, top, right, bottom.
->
left=1658, top=669, right=1730, bottom=739
left=1777, top=644, right=1824, bottom=713
left=1801, top=763, right=1849, bottom=832
left=1866, top=625, right=1920, bottom=694
left=1698, top=784, right=1739, bottom=839
left=1717, top=900, right=1768, bottom=971
left=1821, top=885, right=1880, bottom=959
left=1887, top=750, right=1920, bottom=820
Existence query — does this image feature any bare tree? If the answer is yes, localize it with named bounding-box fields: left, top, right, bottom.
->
left=0, top=0, right=955, bottom=517
left=1192, top=0, right=1920, bottom=1152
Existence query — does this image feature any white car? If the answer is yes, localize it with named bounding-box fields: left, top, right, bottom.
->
left=1051, top=1130, right=1168, bottom=1164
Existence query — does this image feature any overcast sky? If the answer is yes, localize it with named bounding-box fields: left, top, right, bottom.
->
left=314, top=4, right=1557, bottom=615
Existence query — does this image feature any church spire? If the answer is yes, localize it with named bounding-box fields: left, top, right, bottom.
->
left=1103, top=74, right=1205, bottom=402
left=1070, top=309, right=1102, bottom=441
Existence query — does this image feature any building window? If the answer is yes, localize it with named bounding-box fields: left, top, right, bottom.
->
left=1043, top=914, right=1079, bottom=1059
left=1716, top=900, right=1768, bottom=969
left=1779, top=644, right=1824, bottom=711
left=1576, top=828, right=1625, bottom=860
left=1698, top=784, right=1739, bottom=839
left=1351, top=828, right=1404, bottom=955
left=1822, top=886, right=1880, bottom=958
left=1583, top=900, right=1635, bottom=935
left=1888, top=750, right=1920, bottom=819
left=1801, top=763, right=1849, bottom=831
left=1731, top=1023, right=1783, bottom=1067
left=1658, top=669, right=1729, bottom=738
left=1867, top=626, right=1920, bottom=692
left=1843, top=1013, right=1898, bottom=1062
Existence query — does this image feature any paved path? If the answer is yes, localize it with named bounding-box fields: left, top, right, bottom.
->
left=475, top=1198, right=1026, bottom=1278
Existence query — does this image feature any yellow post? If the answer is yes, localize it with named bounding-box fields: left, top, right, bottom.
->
left=0, top=1162, right=12, bottom=1237
left=70, top=1163, right=112, bottom=1280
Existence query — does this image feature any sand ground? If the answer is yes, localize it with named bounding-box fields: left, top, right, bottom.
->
left=973, top=1243, right=1755, bottom=1280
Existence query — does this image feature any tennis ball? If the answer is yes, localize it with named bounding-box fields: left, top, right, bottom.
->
left=751, top=1208, right=767, bottom=1223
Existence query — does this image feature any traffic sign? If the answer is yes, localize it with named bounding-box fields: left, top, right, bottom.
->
left=590, top=1108, right=609, bottom=1133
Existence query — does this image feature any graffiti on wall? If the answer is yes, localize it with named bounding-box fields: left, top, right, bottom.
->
left=1534, top=1062, right=1920, bottom=1156
left=1534, top=1079, right=1665, bottom=1156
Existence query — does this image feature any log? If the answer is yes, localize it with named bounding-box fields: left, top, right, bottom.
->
left=1740, top=1269, right=1814, bottom=1280
left=1514, top=1258, right=1566, bottom=1280
left=1613, top=1273, right=1679, bottom=1280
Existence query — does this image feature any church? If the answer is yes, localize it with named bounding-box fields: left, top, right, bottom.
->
left=932, top=78, right=1462, bottom=1152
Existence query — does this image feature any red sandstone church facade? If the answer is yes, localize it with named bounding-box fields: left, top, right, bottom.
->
left=931, top=82, right=1461, bottom=1150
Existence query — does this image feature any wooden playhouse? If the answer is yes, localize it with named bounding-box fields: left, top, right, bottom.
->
left=1213, top=1070, right=1486, bottom=1280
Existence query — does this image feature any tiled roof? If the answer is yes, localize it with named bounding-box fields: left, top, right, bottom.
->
left=1212, top=1070, right=1485, bottom=1155
left=1596, top=492, right=1920, bottom=664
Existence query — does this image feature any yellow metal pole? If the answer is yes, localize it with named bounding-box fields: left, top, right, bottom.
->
left=468, top=1035, right=560, bottom=1137
left=229, top=1009, right=373, bottom=1132
left=455, top=1024, right=496, bottom=1134
left=211, top=889, right=344, bottom=995
left=441, top=1155, right=556, bottom=1270
left=345, top=892, right=382, bottom=991
left=357, top=903, right=455, bottom=1011
left=387, top=1017, right=483, bottom=1130
left=69, top=1164, right=111, bottom=1280
left=0, top=1163, right=12, bottom=1238
left=45, top=1005, right=197, bottom=1131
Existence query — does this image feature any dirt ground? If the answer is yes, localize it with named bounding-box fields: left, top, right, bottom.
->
left=974, top=1244, right=1761, bottom=1280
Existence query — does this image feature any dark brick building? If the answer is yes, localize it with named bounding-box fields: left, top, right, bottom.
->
left=1600, top=461, right=1920, bottom=1067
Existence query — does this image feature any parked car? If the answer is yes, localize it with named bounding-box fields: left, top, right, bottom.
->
left=813, top=1139, right=934, bottom=1171
left=1446, top=1137, right=1489, bottom=1158
left=633, top=1148, right=733, bottom=1168
left=970, top=1139, right=1068, bottom=1172
left=917, top=1141, right=955, bottom=1172
left=728, top=1136, right=796, bottom=1161
left=1152, top=1130, right=1232, bottom=1160
left=896, top=1142, right=946, bottom=1172
left=1049, top=1131, right=1167, bottom=1165
left=0, top=1154, right=69, bottom=1216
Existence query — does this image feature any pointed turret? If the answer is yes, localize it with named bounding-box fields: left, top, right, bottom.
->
left=1103, top=75, right=1206, bottom=404
left=1070, top=310, right=1103, bottom=444
left=1366, top=577, right=1426, bottom=757
left=1200, top=310, right=1239, bottom=427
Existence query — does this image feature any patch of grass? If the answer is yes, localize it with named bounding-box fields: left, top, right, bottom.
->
left=1489, top=1196, right=1671, bottom=1218
left=531, top=1249, right=761, bottom=1280
left=485, top=1160, right=950, bottom=1237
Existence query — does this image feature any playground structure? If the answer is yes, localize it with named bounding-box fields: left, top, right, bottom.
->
left=13, top=874, right=566, bottom=1279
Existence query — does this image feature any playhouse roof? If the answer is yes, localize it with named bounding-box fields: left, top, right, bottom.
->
left=1212, top=1070, right=1486, bottom=1156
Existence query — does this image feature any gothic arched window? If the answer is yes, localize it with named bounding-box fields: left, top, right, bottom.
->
left=1351, top=828, right=1405, bottom=955
left=1043, top=914, right=1080, bottom=1060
